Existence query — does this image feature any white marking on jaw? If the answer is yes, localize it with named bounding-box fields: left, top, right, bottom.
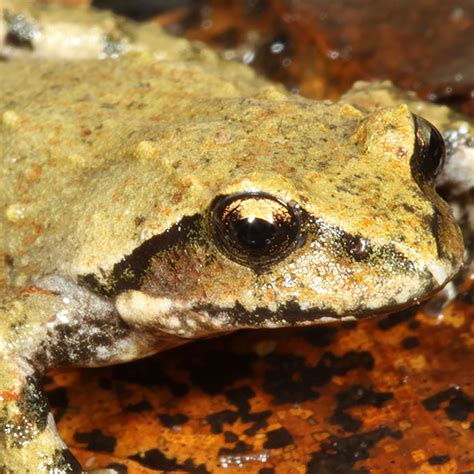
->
left=298, top=302, right=310, bottom=311
left=186, top=319, right=198, bottom=329
left=167, top=316, right=182, bottom=329
left=115, top=290, right=362, bottom=334
left=425, top=258, right=450, bottom=286
left=115, top=290, right=233, bottom=337
left=115, top=291, right=191, bottom=326
left=262, top=321, right=280, bottom=328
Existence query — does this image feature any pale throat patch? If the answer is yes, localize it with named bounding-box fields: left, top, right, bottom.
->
left=424, top=257, right=451, bottom=286
left=115, top=290, right=231, bottom=337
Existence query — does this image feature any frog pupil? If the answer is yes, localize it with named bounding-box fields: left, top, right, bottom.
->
left=234, top=217, right=279, bottom=250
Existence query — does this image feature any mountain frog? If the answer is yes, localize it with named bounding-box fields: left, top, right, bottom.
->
left=0, top=1, right=469, bottom=472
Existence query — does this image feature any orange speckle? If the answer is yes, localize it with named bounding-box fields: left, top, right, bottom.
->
left=361, top=218, right=374, bottom=227
left=0, top=389, right=20, bottom=402
left=25, top=164, right=42, bottom=183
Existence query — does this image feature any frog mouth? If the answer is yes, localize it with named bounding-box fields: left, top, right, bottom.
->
left=189, top=287, right=438, bottom=328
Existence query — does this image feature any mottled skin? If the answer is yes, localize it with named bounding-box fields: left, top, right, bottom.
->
left=0, top=2, right=467, bottom=473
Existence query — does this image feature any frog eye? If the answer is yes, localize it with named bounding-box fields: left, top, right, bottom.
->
left=211, top=192, right=302, bottom=271
left=412, top=115, right=445, bottom=184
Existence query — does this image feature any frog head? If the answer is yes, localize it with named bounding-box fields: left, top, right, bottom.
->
left=79, top=99, right=463, bottom=337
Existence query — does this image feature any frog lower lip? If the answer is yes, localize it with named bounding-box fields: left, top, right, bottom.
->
left=191, top=291, right=436, bottom=327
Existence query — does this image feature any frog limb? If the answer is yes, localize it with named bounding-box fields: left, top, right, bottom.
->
left=2, top=276, right=183, bottom=371
left=0, top=287, right=103, bottom=473
left=0, top=356, right=82, bottom=473
left=0, top=280, right=180, bottom=473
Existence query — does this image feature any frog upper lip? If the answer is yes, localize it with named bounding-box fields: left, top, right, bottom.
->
left=191, top=283, right=440, bottom=326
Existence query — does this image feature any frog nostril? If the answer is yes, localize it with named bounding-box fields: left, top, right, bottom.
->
left=210, top=192, right=303, bottom=271
left=348, top=236, right=372, bottom=261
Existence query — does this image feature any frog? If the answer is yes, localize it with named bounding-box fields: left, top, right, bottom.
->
left=0, top=1, right=469, bottom=473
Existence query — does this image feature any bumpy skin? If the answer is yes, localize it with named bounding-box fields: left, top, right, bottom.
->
left=0, top=2, right=467, bottom=473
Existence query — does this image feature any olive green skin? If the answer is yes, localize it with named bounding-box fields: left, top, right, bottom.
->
left=1, top=56, right=463, bottom=332
left=0, top=2, right=467, bottom=472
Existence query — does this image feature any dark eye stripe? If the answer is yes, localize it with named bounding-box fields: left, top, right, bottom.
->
left=78, top=215, right=201, bottom=296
